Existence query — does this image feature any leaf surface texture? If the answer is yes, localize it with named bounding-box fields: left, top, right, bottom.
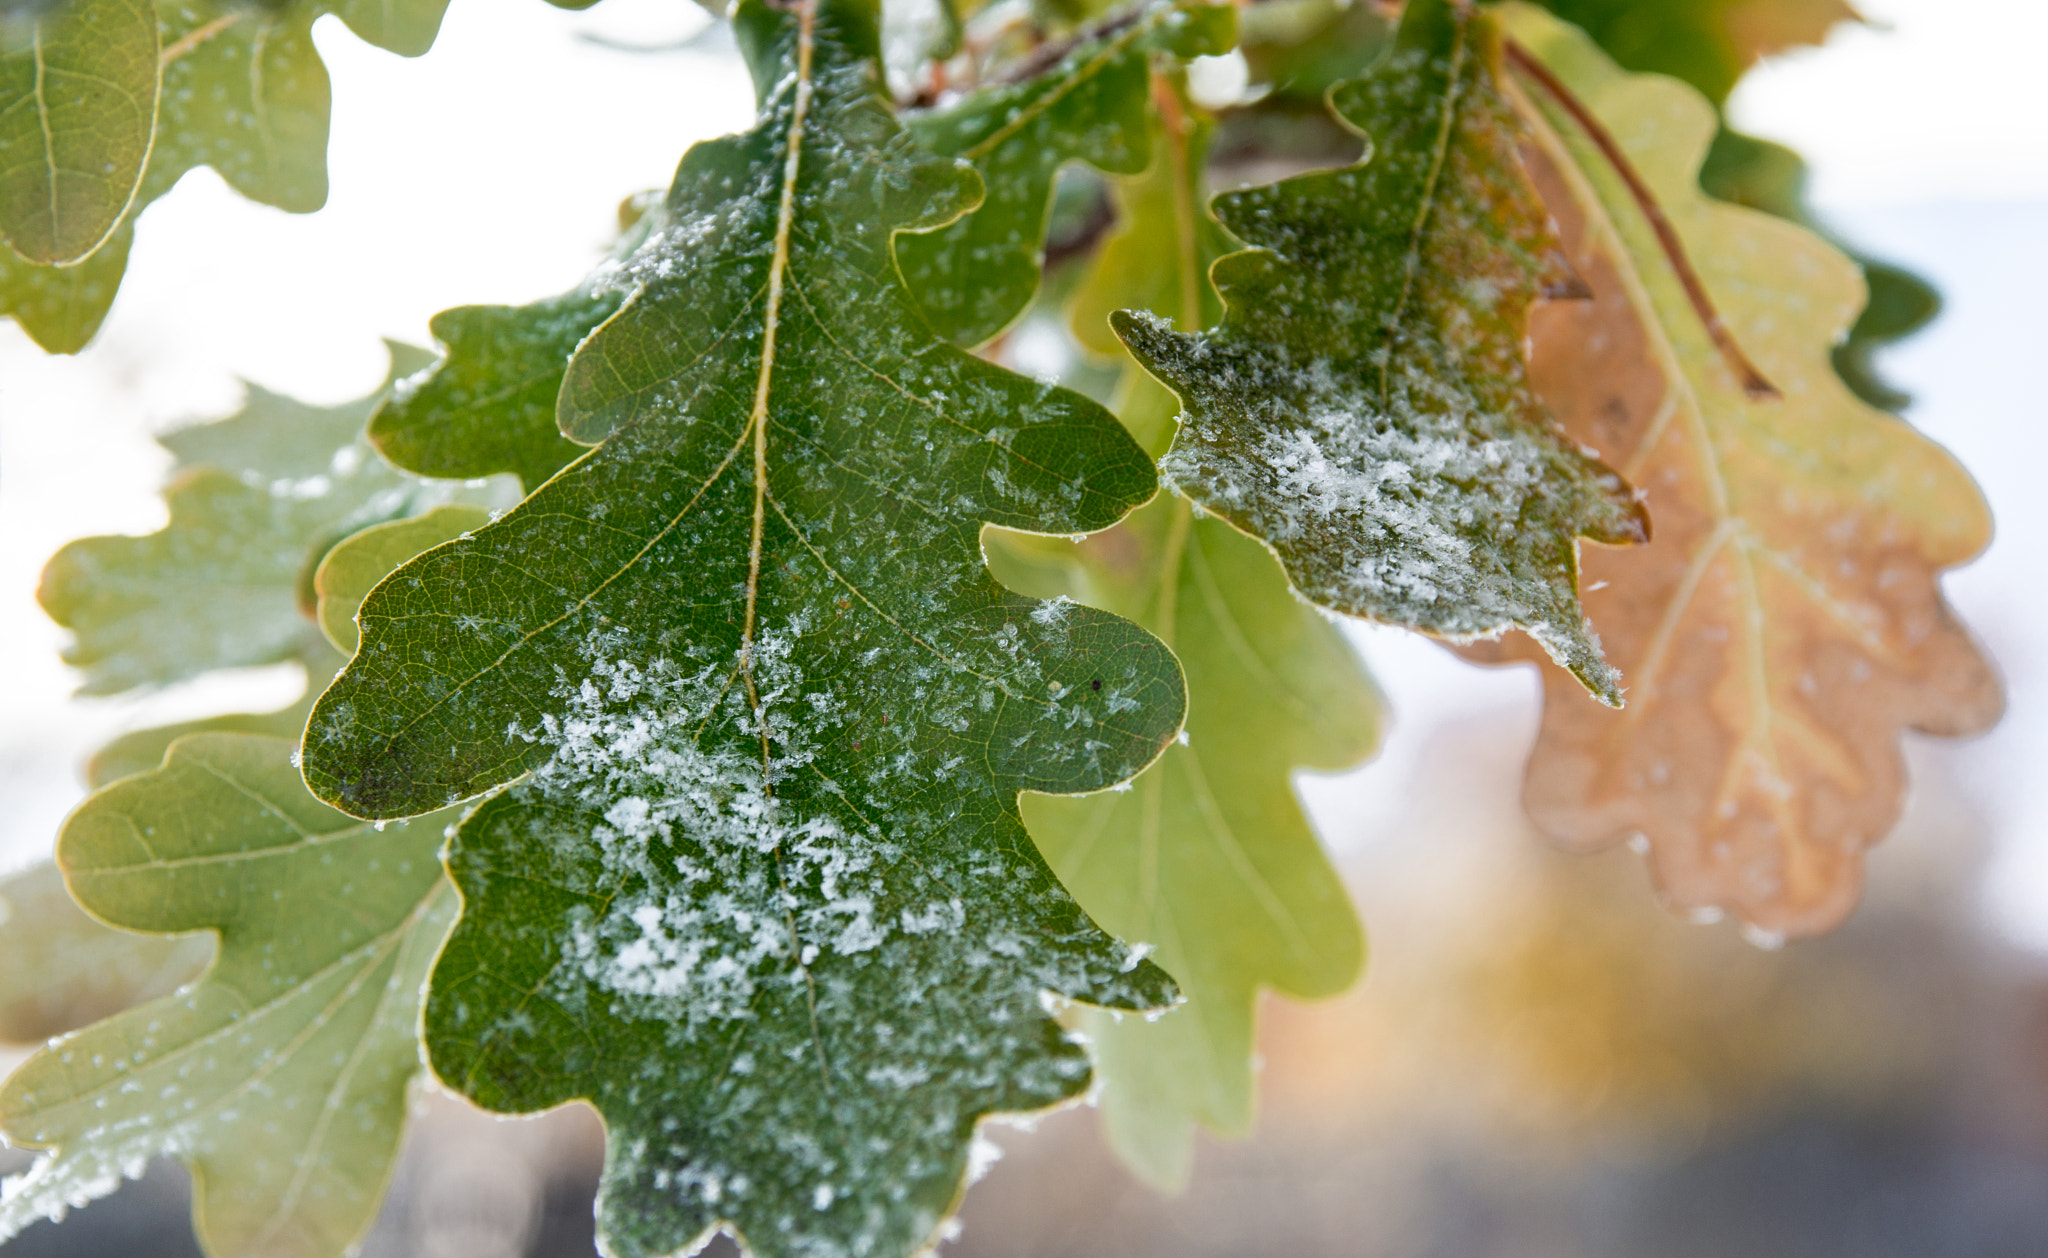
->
left=0, top=735, right=452, bottom=1258
left=1116, top=0, right=1647, bottom=702
left=304, top=2, right=1186, bottom=1254
left=1483, top=5, right=2002, bottom=935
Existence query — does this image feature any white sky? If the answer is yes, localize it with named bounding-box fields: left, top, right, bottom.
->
left=1, top=0, right=2044, bottom=946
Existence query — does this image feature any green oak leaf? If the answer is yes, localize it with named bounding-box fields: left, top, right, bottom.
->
left=1116, top=0, right=1647, bottom=703
left=991, top=93, right=1372, bottom=1189
left=38, top=341, right=501, bottom=696
left=82, top=651, right=341, bottom=787
left=897, top=0, right=1234, bottom=347
left=0, top=0, right=158, bottom=264
left=0, top=220, right=126, bottom=352
left=0, top=862, right=211, bottom=1045
left=314, top=503, right=491, bottom=653
left=1, top=0, right=451, bottom=352
left=365, top=195, right=676, bottom=491
left=0, top=734, right=454, bottom=1258
left=368, top=292, right=617, bottom=491
left=1066, top=82, right=1230, bottom=360
left=304, top=0, right=1183, bottom=1254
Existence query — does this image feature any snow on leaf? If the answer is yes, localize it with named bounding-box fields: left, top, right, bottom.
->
left=1116, top=0, right=1648, bottom=704
left=0, top=0, right=158, bottom=265
left=897, top=0, right=1235, bottom=347
left=0, top=863, right=211, bottom=1046
left=1476, top=5, right=2002, bottom=937
left=38, top=341, right=502, bottom=696
left=314, top=504, right=493, bottom=655
left=0, top=735, right=454, bottom=1258
left=365, top=198, right=672, bottom=492
left=302, top=1, right=1183, bottom=1254
left=988, top=86, right=1372, bottom=1190
left=368, top=291, right=620, bottom=492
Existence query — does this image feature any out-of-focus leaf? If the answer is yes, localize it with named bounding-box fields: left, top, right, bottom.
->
left=992, top=88, right=1373, bottom=1189
left=1524, top=0, right=1857, bottom=106
left=0, top=222, right=126, bottom=352
left=1237, top=0, right=1391, bottom=102
left=0, top=863, right=211, bottom=1046
left=83, top=654, right=339, bottom=787
left=0, top=0, right=157, bottom=264
left=303, top=2, right=1181, bottom=1255
left=0, top=0, right=453, bottom=352
left=1067, top=83, right=1229, bottom=359
left=0, top=734, right=454, bottom=1258
left=1479, top=5, right=2001, bottom=937
left=313, top=503, right=491, bottom=654
left=38, top=342, right=500, bottom=696
left=1698, top=128, right=1938, bottom=412
left=899, top=0, right=1234, bottom=347
left=1118, top=0, right=1646, bottom=703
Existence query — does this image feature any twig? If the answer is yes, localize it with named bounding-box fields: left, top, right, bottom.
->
left=1504, top=37, right=1781, bottom=400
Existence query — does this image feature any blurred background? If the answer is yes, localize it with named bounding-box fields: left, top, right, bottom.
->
left=2, top=0, right=2045, bottom=1254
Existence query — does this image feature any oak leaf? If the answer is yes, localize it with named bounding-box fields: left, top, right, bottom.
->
left=898, top=0, right=1234, bottom=347
left=0, top=0, right=452, bottom=352
left=303, top=2, right=1184, bottom=1254
left=1117, top=0, right=1647, bottom=702
left=0, top=0, right=158, bottom=265
left=1478, top=5, right=2001, bottom=937
left=990, top=87, right=1372, bottom=1189
left=0, top=735, right=453, bottom=1258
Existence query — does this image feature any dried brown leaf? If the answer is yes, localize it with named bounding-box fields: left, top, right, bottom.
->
left=1471, top=8, right=2002, bottom=939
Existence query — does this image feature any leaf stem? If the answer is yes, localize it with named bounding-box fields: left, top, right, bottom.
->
left=1502, top=36, right=1781, bottom=401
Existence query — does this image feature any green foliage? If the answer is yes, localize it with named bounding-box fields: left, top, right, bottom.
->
left=305, top=1, right=1186, bottom=1253
left=368, top=293, right=619, bottom=491
left=313, top=504, right=492, bottom=653
left=898, top=0, right=1233, bottom=346
left=986, top=88, right=1373, bottom=1188
left=0, top=862, right=211, bottom=1045
left=0, top=0, right=157, bottom=264
left=0, top=734, right=454, bottom=1258
left=1117, top=0, right=1647, bottom=702
left=0, top=0, right=1995, bottom=1254
left=0, top=0, right=459, bottom=352
left=36, top=342, right=494, bottom=695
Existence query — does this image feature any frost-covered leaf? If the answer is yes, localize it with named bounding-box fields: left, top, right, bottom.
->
left=368, top=293, right=616, bottom=491
left=304, top=1, right=1181, bottom=1254
left=366, top=196, right=679, bottom=491
left=0, top=863, right=211, bottom=1046
left=1117, top=0, right=1646, bottom=702
left=1479, top=5, right=2001, bottom=937
left=38, top=342, right=501, bottom=695
left=0, top=0, right=157, bottom=264
left=314, top=503, right=491, bottom=654
left=898, top=0, right=1234, bottom=347
left=0, top=0, right=451, bottom=352
left=983, top=88, right=1371, bottom=1189
left=0, top=734, right=453, bottom=1258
